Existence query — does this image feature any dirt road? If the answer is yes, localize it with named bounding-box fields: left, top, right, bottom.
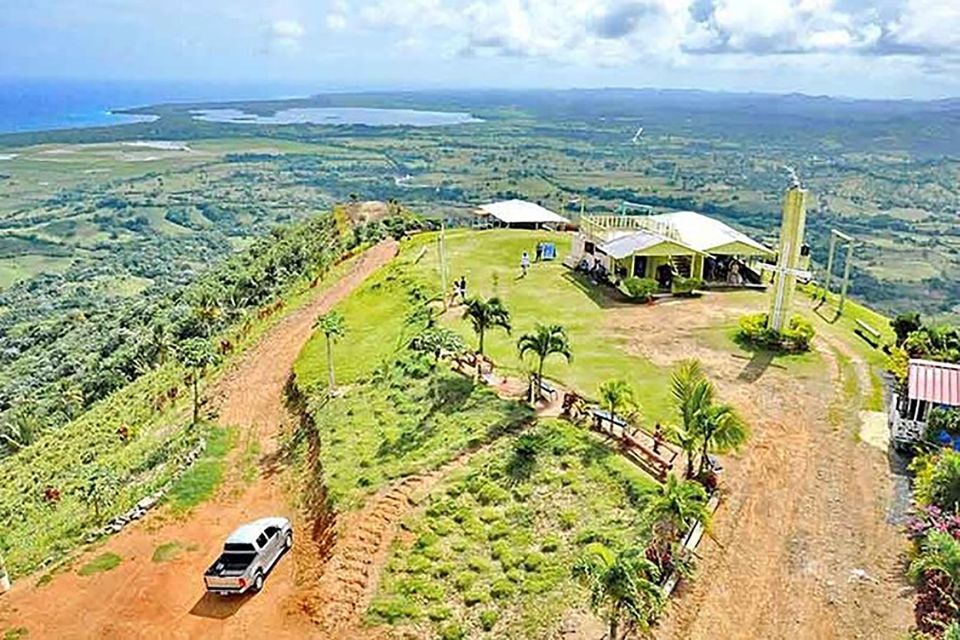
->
left=0, top=241, right=397, bottom=640
left=615, top=294, right=913, bottom=640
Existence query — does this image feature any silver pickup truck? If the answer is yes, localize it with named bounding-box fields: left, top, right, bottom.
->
left=203, top=517, right=293, bottom=595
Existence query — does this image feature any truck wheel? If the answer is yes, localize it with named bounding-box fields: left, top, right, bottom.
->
left=285, top=532, right=293, bottom=550
left=253, top=571, right=264, bottom=593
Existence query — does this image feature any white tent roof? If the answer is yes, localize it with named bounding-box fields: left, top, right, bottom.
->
left=478, top=200, right=569, bottom=225
left=648, top=211, right=773, bottom=255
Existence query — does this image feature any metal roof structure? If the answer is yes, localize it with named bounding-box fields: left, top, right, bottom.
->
left=598, top=230, right=704, bottom=260
left=908, top=359, right=960, bottom=406
left=477, top=199, right=570, bottom=225
left=648, top=211, right=774, bottom=256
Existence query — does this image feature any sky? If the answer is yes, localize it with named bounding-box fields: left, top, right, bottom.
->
left=1, top=0, right=958, bottom=100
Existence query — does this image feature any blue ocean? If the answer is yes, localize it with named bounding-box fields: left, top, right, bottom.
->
left=0, top=79, right=318, bottom=133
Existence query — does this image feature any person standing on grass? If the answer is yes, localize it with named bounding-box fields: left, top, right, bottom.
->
left=653, top=422, right=663, bottom=454
left=521, top=251, right=530, bottom=277
left=459, top=276, right=467, bottom=303
left=535, top=242, right=543, bottom=262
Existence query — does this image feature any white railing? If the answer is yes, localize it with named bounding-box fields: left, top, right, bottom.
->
left=889, top=399, right=925, bottom=444
left=580, top=215, right=681, bottom=243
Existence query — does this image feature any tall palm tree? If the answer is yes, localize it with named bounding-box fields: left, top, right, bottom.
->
left=695, top=403, right=749, bottom=477
left=315, top=311, right=347, bottom=393
left=670, top=359, right=714, bottom=477
left=599, top=379, right=637, bottom=429
left=462, top=296, right=511, bottom=356
left=572, top=543, right=664, bottom=639
left=517, top=323, right=572, bottom=399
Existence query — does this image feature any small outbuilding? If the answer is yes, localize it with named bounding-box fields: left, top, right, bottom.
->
left=890, top=358, right=960, bottom=447
left=474, top=199, right=570, bottom=230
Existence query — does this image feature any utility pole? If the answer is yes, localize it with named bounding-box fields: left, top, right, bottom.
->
left=438, top=220, right=448, bottom=311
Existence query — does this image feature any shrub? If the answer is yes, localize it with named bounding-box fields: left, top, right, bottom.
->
left=490, top=577, right=516, bottom=600
left=737, top=313, right=814, bottom=352
left=541, top=534, right=561, bottom=553
left=622, top=277, right=659, bottom=302
left=671, top=277, right=703, bottom=296
left=439, top=623, right=467, bottom=640
left=480, top=609, right=500, bottom=631
left=427, top=606, right=452, bottom=621
left=930, top=451, right=960, bottom=511
left=463, top=587, right=490, bottom=606
left=523, top=551, right=545, bottom=571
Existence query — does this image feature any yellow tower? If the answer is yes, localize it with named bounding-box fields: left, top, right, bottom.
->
left=768, top=179, right=807, bottom=332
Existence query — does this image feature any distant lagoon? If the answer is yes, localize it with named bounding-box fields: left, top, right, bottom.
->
left=191, top=107, right=483, bottom=127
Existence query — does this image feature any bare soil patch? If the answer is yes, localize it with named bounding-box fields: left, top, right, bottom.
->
left=606, top=294, right=912, bottom=640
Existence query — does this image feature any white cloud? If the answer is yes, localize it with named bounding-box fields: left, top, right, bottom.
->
left=337, top=0, right=958, bottom=76
left=268, top=19, right=305, bottom=53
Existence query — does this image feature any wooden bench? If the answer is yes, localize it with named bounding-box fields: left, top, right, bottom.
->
left=536, top=376, right=558, bottom=401
left=854, top=319, right=881, bottom=347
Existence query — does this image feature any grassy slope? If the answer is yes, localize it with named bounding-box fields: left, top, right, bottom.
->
left=368, top=419, right=656, bottom=638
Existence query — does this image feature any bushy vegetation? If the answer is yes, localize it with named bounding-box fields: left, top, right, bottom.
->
left=737, top=312, right=815, bottom=352
left=622, top=277, right=659, bottom=302
left=366, top=420, right=658, bottom=637
left=906, top=448, right=960, bottom=637
left=671, top=276, right=703, bottom=296
left=300, top=358, right=533, bottom=510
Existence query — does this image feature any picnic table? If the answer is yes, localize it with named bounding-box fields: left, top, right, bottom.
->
left=589, top=408, right=678, bottom=481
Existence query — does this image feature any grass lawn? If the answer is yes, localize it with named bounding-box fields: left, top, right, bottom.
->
left=367, top=419, right=657, bottom=638
left=296, top=229, right=691, bottom=425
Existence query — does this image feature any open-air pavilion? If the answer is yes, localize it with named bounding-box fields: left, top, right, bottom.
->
left=474, top=199, right=570, bottom=230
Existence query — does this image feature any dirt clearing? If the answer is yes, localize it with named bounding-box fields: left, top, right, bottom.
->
left=610, top=293, right=912, bottom=640
left=0, top=241, right=397, bottom=640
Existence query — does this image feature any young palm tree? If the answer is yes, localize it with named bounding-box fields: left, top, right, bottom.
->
left=517, top=323, right=572, bottom=399
left=643, top=474, right=710, bottom=544
left=599, top=379, right=637, bottom=429
left=909, top=530, right=960, bottom=588
left=462, top=296, right=511, bottom=356
left=669, top=359, right=714, bottom=477
left=572, top=542, right=664, bottom=639
left=315, top=311, right=347, bottom=393
left=176, top=337, right=220, bottom=424
left=695, top=403, right=750, bottom=477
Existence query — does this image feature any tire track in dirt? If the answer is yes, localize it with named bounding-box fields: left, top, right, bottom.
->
left=0, top=240, right=398, bottom=640
left=603, top=294, right=912, bottom=640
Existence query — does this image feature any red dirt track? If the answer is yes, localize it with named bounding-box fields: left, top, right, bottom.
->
left=0, top=241, right=397, bottom=640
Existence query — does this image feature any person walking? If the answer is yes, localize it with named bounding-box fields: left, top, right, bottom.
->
left=458, top=275, right=467, bottom=303
left=520, top=251, right=530, bottom=277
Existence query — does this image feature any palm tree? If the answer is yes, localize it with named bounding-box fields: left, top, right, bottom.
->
left=315, top=311, right=347, bottom=393
left=462, top=296, right=511, bottom=356
left=517, top=323, right=572, bottom=400
left=669, top=359, right=714, bottom=477
left=599, top=379, right=637, bottom=429
left=910, top=530, right=960, bottom=588
left=572, top=543, right=664, bottom=639
left=643, top=474, right=710, bottom=546
left=695, top=403, right=749, bottom=477
left=176, top=337, right=220, bottom=424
